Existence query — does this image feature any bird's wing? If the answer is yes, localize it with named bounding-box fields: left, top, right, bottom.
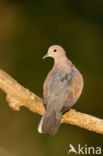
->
left=43, top=71, right=53, bottom=109
left=62, top=69, right=83, bottom=114
left=43, top=69, right=78, bottom=113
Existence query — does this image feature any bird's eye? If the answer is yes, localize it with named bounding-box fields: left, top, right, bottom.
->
left=53, top=49, right=57, bottom=52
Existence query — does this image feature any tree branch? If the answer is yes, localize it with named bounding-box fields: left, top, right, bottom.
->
left=0, top=69, right=103, bottom=135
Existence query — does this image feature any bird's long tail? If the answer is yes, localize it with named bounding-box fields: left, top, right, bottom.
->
left=38, top=110, right=62, bottom=136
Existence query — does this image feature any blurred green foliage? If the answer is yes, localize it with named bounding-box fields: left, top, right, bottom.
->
left=0, top=0, right=103, bottom=155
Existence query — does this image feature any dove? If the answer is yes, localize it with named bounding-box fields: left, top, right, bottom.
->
left=38, top=45, right=84, bottom=136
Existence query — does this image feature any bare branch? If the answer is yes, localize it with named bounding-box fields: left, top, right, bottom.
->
left=0, top=69, right=103, bottom=135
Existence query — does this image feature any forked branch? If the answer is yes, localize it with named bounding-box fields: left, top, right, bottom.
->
left=0, top=69, right=103, bottom=134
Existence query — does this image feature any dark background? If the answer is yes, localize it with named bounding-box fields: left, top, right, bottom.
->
left=0, top=0, right=103, bottom=156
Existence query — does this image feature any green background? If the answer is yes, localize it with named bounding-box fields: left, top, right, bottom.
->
left=0, top=0, right=103, bottom=155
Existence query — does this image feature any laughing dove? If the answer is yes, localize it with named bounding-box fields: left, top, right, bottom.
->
left=38, top=45, right=84, bottom=136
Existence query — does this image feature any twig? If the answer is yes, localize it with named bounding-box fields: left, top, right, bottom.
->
left=0, top=69, right=103, bottom=135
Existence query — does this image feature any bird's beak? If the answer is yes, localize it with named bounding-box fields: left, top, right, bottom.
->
left=43, top=53, right=48, bottom=59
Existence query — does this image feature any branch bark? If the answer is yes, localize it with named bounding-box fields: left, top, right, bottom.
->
left=0, top=69, right=103, bottom=135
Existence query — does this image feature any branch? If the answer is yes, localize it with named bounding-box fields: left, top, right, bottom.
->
left=0, top=69, right=103, bottom=135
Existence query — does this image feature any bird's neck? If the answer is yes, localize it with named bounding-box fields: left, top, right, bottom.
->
left=53, top=56, right=72, bottom=71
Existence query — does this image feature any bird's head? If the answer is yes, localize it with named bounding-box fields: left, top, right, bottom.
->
left=43, top=45, right=66, bottom=60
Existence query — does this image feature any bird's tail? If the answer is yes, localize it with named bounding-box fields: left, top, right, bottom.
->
left=38, top=110, right=62, bottom=136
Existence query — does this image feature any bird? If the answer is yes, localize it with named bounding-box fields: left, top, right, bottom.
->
left=38, top=45, right=84, bottom=136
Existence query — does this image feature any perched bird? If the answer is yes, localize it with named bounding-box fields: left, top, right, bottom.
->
left=38, top=45, right=84, bottom=136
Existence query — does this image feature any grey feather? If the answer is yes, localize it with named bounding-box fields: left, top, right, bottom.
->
left=38, top=70, right=77, bottom=135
